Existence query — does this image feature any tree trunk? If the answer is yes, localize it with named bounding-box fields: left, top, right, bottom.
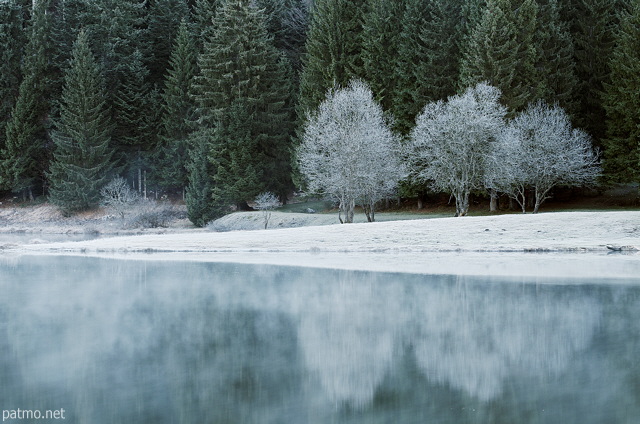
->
left=489, top=189, right=498, bottom=212
left=340, top=198, right=355, bottom=223
left=533, top=187, right=550, bottom=214
left=533, top=201, right=541, bottom=214
left=363, top=200, right=376, bottom=222
left=346, top=198, right=355, bottom=223
left=417, top=198, right=424, bottom=210
left=455, top=192, right=469, bottom=216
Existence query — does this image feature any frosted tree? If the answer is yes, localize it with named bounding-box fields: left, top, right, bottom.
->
left=297, top=80, right=404, bottom=223
left=254, top=191, right=280, bottom=229
left=485, top=125, right=531, bottom=213
left=100, top=176, right=140, bottom=220
left=491, top=102, right=600, bottom=213
left=408, top=83, right=506, bottom=217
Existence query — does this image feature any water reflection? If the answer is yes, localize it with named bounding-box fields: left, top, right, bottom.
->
left=0, top=256, right=638, bottom=423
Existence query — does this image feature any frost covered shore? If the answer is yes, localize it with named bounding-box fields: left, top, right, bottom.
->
left=3, top=211, right=640, bottom=279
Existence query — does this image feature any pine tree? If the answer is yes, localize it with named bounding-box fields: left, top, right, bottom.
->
left=49, top=0, right=94, bottom=112
left=0, top=0, right=29, bottom=161
left=146, top=0, right=190, bottom=87
left=112, top=49, right=159, bottom=181
left=460, top=0, right=540, bottom=114
left=193, top=0, right=222, bottom=49
left=534, top=0, right=579, bottom=116
left=602, top=1, right=640, bottom=183
left=298, top=0, right=367, bottom=115
left=190, top=0, right=294, bottom=219
left=361, top=0, right=404, bottom=114
left=568, top=0, right=626, bottom=145
left=155, top=19, right=196, bottom=193
left=1, top=1, right=51, bottom=198
left=392, top=0, right=464, bottom=134
left=86, top=0, right=147, bottom=95
left=255, top=0, right=309, bottom=74
left=460, top=0, right=486, bottom=41
left=48, top=31, right=114, bottom=214
left=185, top=128, right=218, bottom=226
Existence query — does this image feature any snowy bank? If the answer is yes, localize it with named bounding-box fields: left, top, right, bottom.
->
left=3, top=211, right=640, bottom=279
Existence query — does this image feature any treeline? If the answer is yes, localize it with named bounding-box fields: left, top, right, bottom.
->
left=0, top=0, right=637, bottom=224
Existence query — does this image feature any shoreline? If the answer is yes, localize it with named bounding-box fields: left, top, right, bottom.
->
left=3, top=211, right=640, bottom=279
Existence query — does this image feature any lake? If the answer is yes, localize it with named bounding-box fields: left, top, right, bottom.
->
left=0, top=255, right=638, bottom=423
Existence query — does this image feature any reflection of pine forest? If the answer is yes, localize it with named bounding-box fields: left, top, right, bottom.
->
left=0, top=0, right=638, bottom=224
left=2, top=257, right=639, bottom=422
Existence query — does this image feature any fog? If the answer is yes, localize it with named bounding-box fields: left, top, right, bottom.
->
left=1, top=256, right=638, bottom=423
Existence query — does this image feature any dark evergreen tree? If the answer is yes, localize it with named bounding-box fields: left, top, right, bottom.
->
left=146, top=0, right=190, bottom=87
left=392, top=0, right=464, bottom=134
left=49, top=0, right=93, bottom=110
left=185, top=128, right=218, bottom=226
left=208, top=99, right=262, bottom=209
left=112, top=49, right=159, bottom=176
left=460, top=0, right=486, bottom=42
left=86, top=0, right=147, bottom=93
left=255, top=0, right=308, bottom=63
left=298, top=0, right=367, bottom=114
left=1, top=1, right=51, bottom=198
left=602, top=1, right=640, bottom=183
left=361, top=0, right=404, bottom=114
left=568, top=0, right=626, bottom=145
left=48, top=31, right=114, bottom=213
left=460, top=0, right=540, bottom=114
left=534, top=0, right=579, bottom=116
left=155, top=19, right=196, bottom=194
left=190, top=0, right=294, bottom=221
left=0, top=0, right=29, bottom=158
left=193, top=0, right=222, bottom=49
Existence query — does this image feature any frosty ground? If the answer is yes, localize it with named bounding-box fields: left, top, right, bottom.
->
left=2, top=208, right=639, bottom=279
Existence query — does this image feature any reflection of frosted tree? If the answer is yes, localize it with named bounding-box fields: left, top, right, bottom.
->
left=294, top=273, right=601, bottom=405
left=410, top=276, right=601, bottom=401
left=298, top=270, right=400, bottom=406
left=1, top=257, right=636, bottom=422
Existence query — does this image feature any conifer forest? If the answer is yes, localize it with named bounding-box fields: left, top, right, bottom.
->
left=0, top=0, right=638, bottom=225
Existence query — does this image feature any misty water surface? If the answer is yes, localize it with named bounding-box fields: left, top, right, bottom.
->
left=0, top=256, right=639, bottom=423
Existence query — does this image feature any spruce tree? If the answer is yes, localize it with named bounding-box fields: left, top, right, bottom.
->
left=86, top=0, right=148, bottom=95
left=146, top=0, right=190, bottom=87
left=460, top=0, right=486, bottom=41
left=155, top=19, right=196, bottom=194
left=602, top=1, right=640, bottom=183
left=534, top=0, right=579, bottom=116
left=48, top=31, right=114, bottom=214
left=298, top=0, right=367, bottom=115
left=568, top=0, right=625, bottom=145
left=190, top=0, right=294, bottom=220
left=185, top=128, right=218, bottom=226
left=1, top=1, right=51, bottom=198
left=255, top=0, right=309, bottom=74
left=0, top=0, right=28, bottom=163
left=361, top=0, right=404, bottom=114
left=193, top=0, right=222, bottom=49
left=460, top=0, right=540, bottom=114
left=392, top=0, right=464, bottom=134
left=49, top=0, right=93, bottom=112
left=112, top=49, right=159, bottom=183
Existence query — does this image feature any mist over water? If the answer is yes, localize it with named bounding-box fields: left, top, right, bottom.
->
left=0, top=256, right=639, bottom=423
